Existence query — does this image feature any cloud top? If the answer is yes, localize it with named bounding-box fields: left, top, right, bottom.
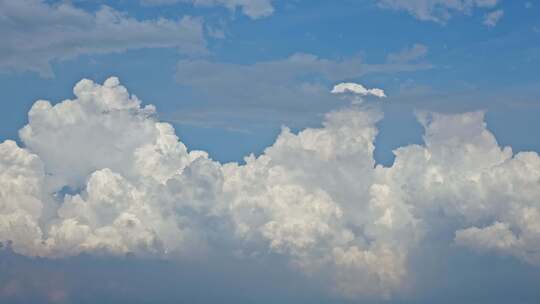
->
left=331, top=82, right=387, bottom=98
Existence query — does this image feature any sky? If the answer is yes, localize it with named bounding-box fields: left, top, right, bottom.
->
left=0, top=0, right=540, bottom=303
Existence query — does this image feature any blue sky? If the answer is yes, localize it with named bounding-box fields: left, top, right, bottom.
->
left=1, top=0, right=540, bottom=303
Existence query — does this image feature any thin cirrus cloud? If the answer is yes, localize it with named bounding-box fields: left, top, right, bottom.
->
left=377, top=0, right=500, bottom=23
left=386, top=43, right=429, bottom=63
left=141, top=0, right=275, bottom=19
left=142, top=0, right=503, bottom=23
left=142, top=0, right=505, bottom=23
left=1, top=77, right=539, bottom=300
left=173, top=49, right=431, bottom=128
left=0, top=0, right=206, bottom=77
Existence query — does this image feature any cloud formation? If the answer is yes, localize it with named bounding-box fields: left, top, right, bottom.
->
left=173, top=52, right=431, bottom=128
left=483, top=9, right=504, bottom=27
left=0, top=0, right=206, bottom=76
left=378, top=0, right=500, bottom=23
left=331, top=82, right=387, bottom=98
left=1, top=78, right=539, bottom=300
left=141, top=0, right=274, bottom=19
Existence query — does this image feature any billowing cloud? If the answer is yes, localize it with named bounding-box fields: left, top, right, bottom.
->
left=1, top=77, right=540, bottom=300
left=378, top=0, right=500, bottom=23
left=0, top=0, right=206, bottom=76
left=141, top=0, right=274, bottom=19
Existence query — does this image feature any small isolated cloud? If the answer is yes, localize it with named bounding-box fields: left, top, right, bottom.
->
left=483, top=9, right=504, bottom=27
left=0, top=0, right=206, bottom=77
left=378, top=0, right=499, bottom=23
left=331, top=82, right=386, bottom=104
left=141, top=0, right=275, bottom=19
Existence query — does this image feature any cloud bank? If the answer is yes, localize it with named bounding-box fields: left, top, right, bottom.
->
left=1, top=77, right=539, bottom=300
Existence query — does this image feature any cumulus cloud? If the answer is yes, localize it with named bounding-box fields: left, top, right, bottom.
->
left=378, top=0, right=500, bottom=23
left=141, top=0, right=274, bottom=19
left=483, top=9, right=504, bottom=27
left=331, top=82, right=387, bottom=101
left=1, top=77, right=540, bottom=300
left=0, top=0, right=206, bottom=76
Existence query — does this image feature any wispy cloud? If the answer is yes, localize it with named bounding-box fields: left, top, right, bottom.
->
left=483, top=9, right=504, bottom=27
left=387, top=43, right=429, bottom=63
left=173, top=51, right=431, bottom=127
left=141, top=0, right=275, bottom=19
left=0, top=0, right=206, bottom=77
left=377, top=0, right=500, bottom=23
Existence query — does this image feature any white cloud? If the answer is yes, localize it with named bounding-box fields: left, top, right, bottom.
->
left=0, top=0, right=206, bottom=76
left=11, top=77, right=223, bottom=258
left=1, top=77, right=540, bottom=300
left=386, top=111, right=540, bottom=265
left=483, top=9, right=504, bottom=27
left=0, top=140, right=47, bottom=256
left=331, top=82, right=387, bottom=98
left=141, top=0, right=274, bottom=19
left=455, top=222, right=521, bottom=255
left=378, top=0, right=499, bottom=23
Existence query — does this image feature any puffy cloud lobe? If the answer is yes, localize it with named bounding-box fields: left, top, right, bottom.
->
left=0, top=141, right=47, bottom=256
left=332, top=82, right=387, bottom=98
left=453, top=151, right=540, bottom=264
left=9, top=77, right=224, bottom=259
left=1, top=77, right=540, bottom=300
left=20, top=77, right=173, bottom=188
left=332, top=82, right=386, bottom=106
left=221, top=108, right=415, bottom=297
left=382, top=111, right=540, bottom=265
